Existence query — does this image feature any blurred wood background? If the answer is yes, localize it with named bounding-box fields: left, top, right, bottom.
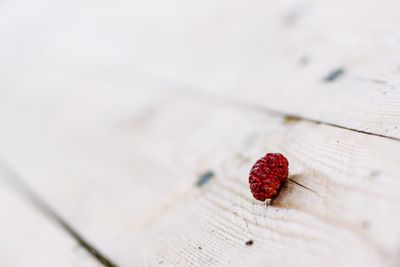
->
left=0, top=0, right=400, bottom=266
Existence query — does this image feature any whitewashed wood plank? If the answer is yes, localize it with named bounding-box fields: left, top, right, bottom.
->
left=0, top=0, right=399, bottom=139
left=0, top=91, right=399, bottom=266
left=0, top=174, right=102, bottom=267
left=1, top=0, right=400, bottom=265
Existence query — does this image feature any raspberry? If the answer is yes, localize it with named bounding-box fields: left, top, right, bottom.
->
left=249, top=153, right=289, bottom=201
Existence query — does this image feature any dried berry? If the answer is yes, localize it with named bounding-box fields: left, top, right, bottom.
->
left=249, top=153, right=289, bottom=201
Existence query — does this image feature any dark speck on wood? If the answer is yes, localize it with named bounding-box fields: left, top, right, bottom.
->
left=245, top=240, right=254, bottom=246
left=196, top=171, right=215, bottom=187
left=324, top=68, right=345, bottom=82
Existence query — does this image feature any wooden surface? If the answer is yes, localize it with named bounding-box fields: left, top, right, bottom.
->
left=0, top=172, right=101, bottom=267
left=1, top=0, right=400, bottom=266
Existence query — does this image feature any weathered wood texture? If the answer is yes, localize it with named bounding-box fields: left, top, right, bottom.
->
left=1, top=93, right=400, bottom=266
left=0, top=173, right=101, bottom=267
left=1, top=0, right=400, bottom=266
left=1, top=0, right=399, bottom=139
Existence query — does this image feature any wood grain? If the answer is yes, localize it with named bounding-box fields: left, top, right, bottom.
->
left=0, top=92, right=399, bottom=266
left=1, top=0, right=399, bottom=139
left=0, top=173, right=102, bottom=267
left=1, top=0, right=400, bottom=266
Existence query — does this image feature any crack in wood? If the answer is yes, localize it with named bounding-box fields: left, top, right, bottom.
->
left=179, top=90, right=400, bottom=142
left=250, top=106, right=400, bottom=143
left=0, top=158, right=118, bottom=267
left=288, top=177, right=317, bottom=194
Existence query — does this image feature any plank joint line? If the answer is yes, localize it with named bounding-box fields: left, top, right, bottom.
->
left=0, top=157, right=119, bottom=267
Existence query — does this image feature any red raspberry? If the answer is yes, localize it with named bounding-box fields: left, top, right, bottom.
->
left=249, top=153, right=289, bottom=201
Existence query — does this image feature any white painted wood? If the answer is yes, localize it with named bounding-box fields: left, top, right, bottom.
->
left=1, top=0, right=400, bottom=266
left=0, top=174, right=102, bottom=267
left=0, top=0, right=399, bottom=138
left=0, top=91, right=399, bottom=266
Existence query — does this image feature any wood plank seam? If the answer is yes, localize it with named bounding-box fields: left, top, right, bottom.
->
left=0, top=157, right=118, bottom=267
left=180, top=89, right=400, bottom=142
